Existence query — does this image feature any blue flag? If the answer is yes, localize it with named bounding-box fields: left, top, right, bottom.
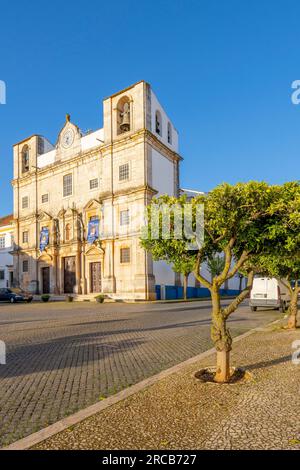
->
left=40, top=227, right=49, bottom=251
left=87, top=219, right=99, bottom=244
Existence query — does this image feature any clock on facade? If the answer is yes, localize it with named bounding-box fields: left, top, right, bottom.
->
left=62, top=129, right=75, bottom=148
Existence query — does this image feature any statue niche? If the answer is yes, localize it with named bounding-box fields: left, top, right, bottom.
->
left=117, top=97, right=131, bottom=135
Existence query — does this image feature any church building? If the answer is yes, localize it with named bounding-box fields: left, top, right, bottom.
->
left=12, top=81, right=181, bottom=300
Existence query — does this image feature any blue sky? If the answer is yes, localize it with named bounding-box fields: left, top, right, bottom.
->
left=1, top=0, right=300, bottom=215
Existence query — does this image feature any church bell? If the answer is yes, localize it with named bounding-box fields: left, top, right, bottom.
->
left=120, top=103, right=130, bottom=132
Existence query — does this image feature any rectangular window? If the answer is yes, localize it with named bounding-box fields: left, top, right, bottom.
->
left=22, top=196, right=29, bottom=209
left=89, top=178, right=99, bottom=190
left=120, top=210, right=130, bottom=226
left=0, top=236, right=5, bottom=249
left=38, top=137, right=44, bottom=155
left=0, top=270, right=4, bottom=280
left=41, top=193, right=49, bottom=204
left=120, top=247, right=130, bottom=264
left=63, top=174, right=73, bottom=197
left=22, top=231, right=29, bottom=243
left=23, top=260, right=29, bottom=273
left=119, top=163, right=129, bottom=181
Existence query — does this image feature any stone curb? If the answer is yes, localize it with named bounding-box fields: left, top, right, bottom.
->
left=2, top=319, right=281, bottom=451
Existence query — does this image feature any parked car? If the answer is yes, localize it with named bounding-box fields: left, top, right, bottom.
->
left=249, top=277, right=290, bottom=312
left=0, top=288, right=33, bottom=303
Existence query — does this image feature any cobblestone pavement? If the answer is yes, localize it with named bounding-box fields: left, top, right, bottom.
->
left=34, top=323, right=300, bottom=451
left=0, top=299, right=281, bottom=447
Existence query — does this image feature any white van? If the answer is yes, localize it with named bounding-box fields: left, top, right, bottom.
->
left=249, top=277, right=291, bottom=312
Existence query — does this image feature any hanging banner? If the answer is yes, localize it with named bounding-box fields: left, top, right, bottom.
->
left=40, top=227, right=49, bottom=252
left=87, top=219, right=99, bottom=244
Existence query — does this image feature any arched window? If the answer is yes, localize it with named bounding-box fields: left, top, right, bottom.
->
left=65, top=223, right=71, bottom=241
left=22, top=145, right=30, bottom=173
left=155, top=111, right=162, bottom=136
left=117, top=96, right=131, bottom=135
left=167, top=122, right=172, bottom=144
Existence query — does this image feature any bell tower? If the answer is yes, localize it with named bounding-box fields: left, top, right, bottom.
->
left=13, top=135, right=40, bottom=180
left=102, top=81, right=147, bottom=145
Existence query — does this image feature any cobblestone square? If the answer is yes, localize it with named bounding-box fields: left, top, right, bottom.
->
left=0, top=300, right=281, bottom=447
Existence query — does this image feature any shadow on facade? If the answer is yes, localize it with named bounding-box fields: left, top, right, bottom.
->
left=12, top=242, right=100, bottom=296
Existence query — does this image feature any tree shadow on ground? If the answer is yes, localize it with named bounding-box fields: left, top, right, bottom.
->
left=244, top=354, right=291, bottom=371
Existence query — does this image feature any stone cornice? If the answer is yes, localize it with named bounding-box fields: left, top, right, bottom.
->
left=12, top=129, right=182, bottom=187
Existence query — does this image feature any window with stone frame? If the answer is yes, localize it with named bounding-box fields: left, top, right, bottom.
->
left=120, top=247, right=130, bottom=264
left=120, top=209, right=130, bottom=226
left=63, top=174, right=73, bottom=197
left=41, top=193, right=49, bottom=204
left=155, top=110, right=162, bottom=136
left=22, top=196, right=29, bottom=209
left=0, top=236, right=5, bottom=249
left=38, top=137, right=44, bottom=155
left=0, top=270, right=4, bottom=280
left=167, top=122, right=172, bottom=144
left=119, top=163, right=130, bottom=181
left=22, top=231, right=29, bottom=244
left=22, top=260, right=29, bottom=273
left=89, top=178, right=99, bottom=190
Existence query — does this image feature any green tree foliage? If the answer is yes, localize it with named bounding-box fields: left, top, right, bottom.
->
left=141, top=182, right=288, bottom=382
left=207, top=255, right=226, bottom=282
left=246, top=181, right=300, bottom=329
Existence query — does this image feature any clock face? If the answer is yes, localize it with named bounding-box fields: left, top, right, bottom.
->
left=62, top=129, right=75, bottom=148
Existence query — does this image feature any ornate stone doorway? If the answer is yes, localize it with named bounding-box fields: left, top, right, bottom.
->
left=64, top=257, right=76, bottom=293
left=90, top=262, right=102, bottom=293
left=42, top=267, right=50, bottom=294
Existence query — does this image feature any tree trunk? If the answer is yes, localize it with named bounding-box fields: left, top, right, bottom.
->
left=183, top=274, right=188, bottom=300
left=287, top=288, right=299, bottom=329
left=211, top=287, right=232, bottom=383
left=216, top=350, right=231, bottom=383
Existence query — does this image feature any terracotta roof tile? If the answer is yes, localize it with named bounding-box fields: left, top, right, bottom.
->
left=0, top=214, right=13, bottom=227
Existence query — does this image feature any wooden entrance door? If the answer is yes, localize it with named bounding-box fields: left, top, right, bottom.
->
left=64, top=257, right=76, bottom=294
left=90, top=262, right=102, bottom=293
left=42, top=267, right=50, bottom=294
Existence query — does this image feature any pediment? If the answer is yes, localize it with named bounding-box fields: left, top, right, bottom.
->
left=55, top=115, right=82, bottom=160
left=57, top=209, right=66, bottom=219
left=85, top=244, right=104, bottom=256
left=65, top=208, right=74, bottom=218
left=38, top=251, right=53, bottom=262
left=37, top=211, right=52, bottom=222
left=83, top=199, right=102, bottom=211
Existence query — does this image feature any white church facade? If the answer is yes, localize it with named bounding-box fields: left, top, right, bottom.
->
left=11, top=80, right=242, bottom=300
left=11, top=81, right=182, bottom=299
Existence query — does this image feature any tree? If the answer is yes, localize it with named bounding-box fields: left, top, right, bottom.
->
left=245, top=182, right=300, bottom=329
left=173, top=258, right=195, bottom=300
left=140, top=195, right=197, bottom=301
left=141, top=182, right=283, bottom=383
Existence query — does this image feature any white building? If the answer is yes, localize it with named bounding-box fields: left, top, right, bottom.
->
left=10, top=80, right=244, bottom=300
left=12, top=81, right=180, bottom=300
left=0, top=215, right=14, bottom=289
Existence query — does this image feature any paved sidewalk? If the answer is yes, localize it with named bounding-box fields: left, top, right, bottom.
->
left=33, top=323, right=300, bottom=450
